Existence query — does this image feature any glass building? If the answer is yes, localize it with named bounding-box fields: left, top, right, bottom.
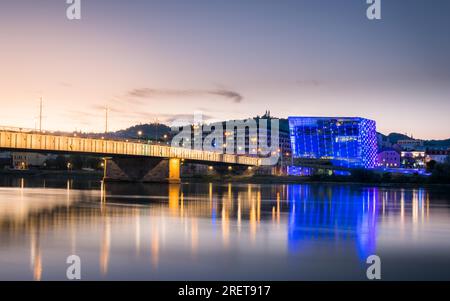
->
left=288, top=117, right=378, bottom=168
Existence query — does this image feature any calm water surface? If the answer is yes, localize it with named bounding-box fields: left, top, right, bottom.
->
left=1, top=177, right=450, bottom=280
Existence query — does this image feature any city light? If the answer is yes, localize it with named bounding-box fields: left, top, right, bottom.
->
left=288, top=117, right=378, bottom=169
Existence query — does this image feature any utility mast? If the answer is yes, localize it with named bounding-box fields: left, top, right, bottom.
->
left=39, top=97, right=43, bottom=132
left=105, top=106, right=109, bottom=134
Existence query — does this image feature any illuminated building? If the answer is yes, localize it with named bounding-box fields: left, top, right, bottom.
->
left=397, top=139, right=424, bottom=151
left=401, top=150, right=426, bottom=169
left=426, top=149, right=450, bottom=164
left=377, top=149, right=400, bottom=168
left=12, top=152, right=48, bottom=170
left=288, top=117, right=378, bottom=169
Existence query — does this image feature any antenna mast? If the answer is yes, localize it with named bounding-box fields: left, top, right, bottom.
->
left=39, top=97, right=43, bottom=132
left=105, top=106, right=109, bottom=134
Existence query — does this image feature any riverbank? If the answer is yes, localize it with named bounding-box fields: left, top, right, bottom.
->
left=183, top=174, right=450, bottom=188
left=1, top=169, right=449, bottom=188
left=0, top=169, right=103, bottom=180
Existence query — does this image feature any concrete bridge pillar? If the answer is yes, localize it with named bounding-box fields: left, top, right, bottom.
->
left=104, top=157, right=181, bottom=183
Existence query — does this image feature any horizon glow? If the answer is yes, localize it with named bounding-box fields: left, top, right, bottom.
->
left=0, top=0, right=449, bottom=139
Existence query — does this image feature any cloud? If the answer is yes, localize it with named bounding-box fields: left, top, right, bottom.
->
left=127, top=87, right=243, bottom=103
left=88, top=104, right=215, bottom=125
left=296, top=79, right=322, bottom=87
left=59, top=82, right=72, bottom=88
left=209, top=89, right=243, bottom=103
left=91, top=104, right=123, bottom=114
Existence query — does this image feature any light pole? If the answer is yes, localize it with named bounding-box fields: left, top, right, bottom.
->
left=39, top=97, right=43, bottom=132
left=105, top=106, right=109, bottom=134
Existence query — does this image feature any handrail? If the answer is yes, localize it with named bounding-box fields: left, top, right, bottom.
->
left=0, top=129, right=261, bottom=166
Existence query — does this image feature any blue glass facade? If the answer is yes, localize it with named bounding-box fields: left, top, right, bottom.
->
left=288, top=117, right=378, bottom=168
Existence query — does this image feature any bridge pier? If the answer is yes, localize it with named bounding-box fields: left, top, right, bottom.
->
left=212, top=165, right=256, bottom=176
left=104, top=157, right=181, bottom=183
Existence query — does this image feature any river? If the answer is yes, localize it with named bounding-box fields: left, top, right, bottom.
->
left=0, top=177, right=450, bottom=280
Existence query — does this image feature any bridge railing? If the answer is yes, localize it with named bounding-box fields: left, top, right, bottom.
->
left=0, top=130, right=261, bottom=166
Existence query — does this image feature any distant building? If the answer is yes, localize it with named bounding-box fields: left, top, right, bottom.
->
left=192, top=112, right=292, bottom=175
left=401, top=150, right=426, bottom=169
left=12, top=152, right=48, bottom=169
left=377, top=149, right=400, bottom=168
left=288, top=117, right=378, bottom=169
left=426, top=149, right=450, bottom=164
left=397, top=139, right=424, bottom=151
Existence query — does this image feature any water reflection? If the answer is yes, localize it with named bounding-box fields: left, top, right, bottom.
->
left=0, top=177, right=449, bottom=280
left=287, top=185, right=380, bottom=260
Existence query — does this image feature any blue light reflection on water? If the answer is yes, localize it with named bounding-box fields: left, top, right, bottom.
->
left=0, top=177, right=448, bottom=280
left=287, top=185, right=428, bottom=262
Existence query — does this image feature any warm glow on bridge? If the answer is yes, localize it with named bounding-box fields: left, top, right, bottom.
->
left=0, top=130, right=261, bottom=166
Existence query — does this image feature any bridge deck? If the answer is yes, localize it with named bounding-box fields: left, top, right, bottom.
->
left=0, top=130, right=261, bottom=166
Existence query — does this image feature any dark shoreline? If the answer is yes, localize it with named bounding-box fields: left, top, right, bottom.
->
left=184, top=175, right=450, bottom=188
left=1, top=169, right=449, bottom=188
left=0, top=169, right=103, bottom=180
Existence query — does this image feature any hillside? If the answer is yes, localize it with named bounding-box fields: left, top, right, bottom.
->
left=378, top=132, right=450, bottom=149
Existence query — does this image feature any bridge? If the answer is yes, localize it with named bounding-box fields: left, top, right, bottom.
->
left=0, top=129, right=261, bottom=183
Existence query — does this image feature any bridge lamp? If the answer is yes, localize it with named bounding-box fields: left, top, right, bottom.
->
left=208, top=166, right=213, bottom=171
left=228, top=166, right=233, bottom=171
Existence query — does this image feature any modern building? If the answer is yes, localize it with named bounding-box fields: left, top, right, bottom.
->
left=401, top=150, right=426, bottom=169
left=288, top=117, right=378, bottom=169
left=377, top=149, right=401, bottom=168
